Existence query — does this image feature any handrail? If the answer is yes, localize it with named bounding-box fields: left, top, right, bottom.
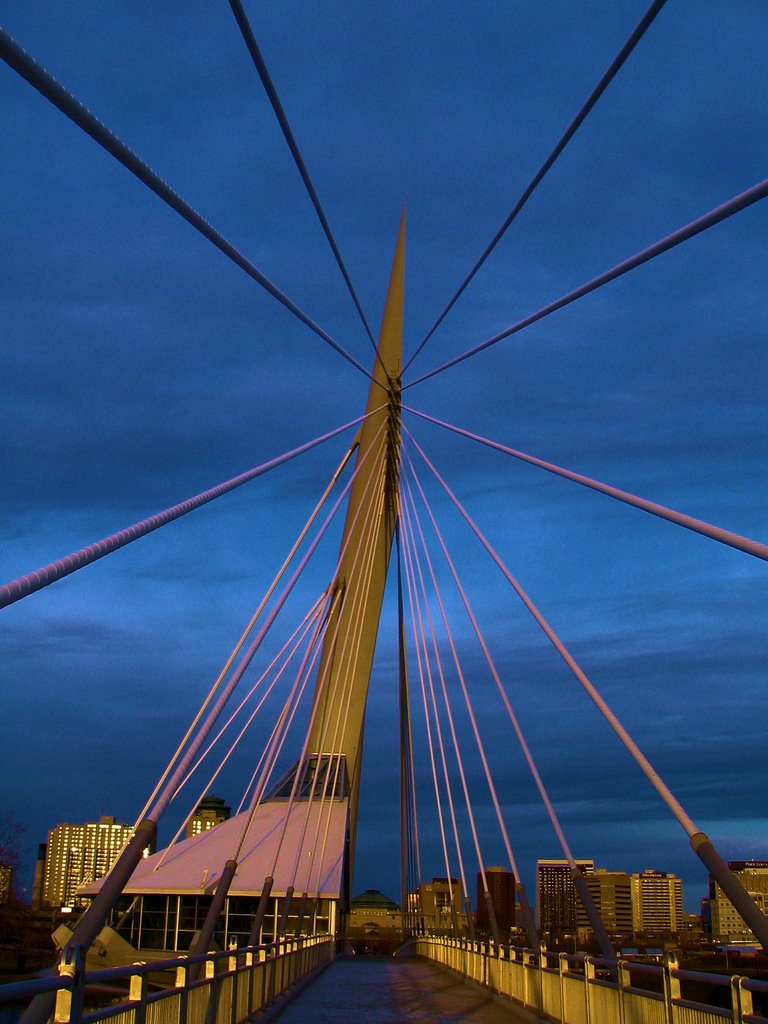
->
left=413, top=934, right=768, bottom=1024
left=0, top=933, right=335, bottom=1024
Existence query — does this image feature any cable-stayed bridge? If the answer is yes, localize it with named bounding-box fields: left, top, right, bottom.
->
left=1, top=2, right=767, bottom=1022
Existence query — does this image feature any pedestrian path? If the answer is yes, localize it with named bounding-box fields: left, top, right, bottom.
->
left=270, top=955, right=540, bottom=1023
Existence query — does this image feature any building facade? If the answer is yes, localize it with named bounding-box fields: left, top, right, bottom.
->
left=711, top=861, right=768, bottom=941
left=347, top=889, right=402, bottom=951
left=476, top=866, right=516, bottom=933
left=631, top=870, right=683, bottom=934
left=537, top=859, right=594, bottom=931
left=44, top=816, right=143, bottom=909
left=577, top=870, right=633, bottom=935
left=418, top=877, right=463, bottom=934
left=185, top=795, right=231, bottom=838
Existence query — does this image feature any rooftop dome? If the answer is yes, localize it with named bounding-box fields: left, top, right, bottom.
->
left=350, top=888, right=400, bottom=911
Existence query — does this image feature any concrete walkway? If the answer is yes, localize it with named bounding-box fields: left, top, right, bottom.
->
left=269, top=956, right=541, bottom=1022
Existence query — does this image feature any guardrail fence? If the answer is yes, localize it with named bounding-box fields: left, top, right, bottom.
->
left=0, top=935, right=335, bottom=1024
left=415, top=935, right=768, bottom=1024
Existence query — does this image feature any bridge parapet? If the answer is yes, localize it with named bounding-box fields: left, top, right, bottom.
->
left=0, top=935, right=335, bottom=1024
left=414, top=935, right=767, bottom=1024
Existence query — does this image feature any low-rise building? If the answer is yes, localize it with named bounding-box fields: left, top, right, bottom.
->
left=419, top=877, right=464, bottom=934
left=347, top=889, right=402, bottom=950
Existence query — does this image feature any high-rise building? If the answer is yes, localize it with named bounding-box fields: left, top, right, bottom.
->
left=577, top=869, right=633, bottom=935
left=537, top=859, right=594, bottom=931
left=476, top=866, right=516, bottom=933
left=186, top=795, right=231, bottom=838
left=710, top=861, right=768, bottom=941
left=631, top=870, right=683, bottom=934
left=43, top=816, right=146, bottom=909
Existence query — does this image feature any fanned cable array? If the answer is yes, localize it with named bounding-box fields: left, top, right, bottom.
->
left=3, top=10, right=767, bottom=1020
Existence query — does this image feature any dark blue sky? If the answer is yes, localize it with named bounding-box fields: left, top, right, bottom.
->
left=1, top=1, right=766, bottom=914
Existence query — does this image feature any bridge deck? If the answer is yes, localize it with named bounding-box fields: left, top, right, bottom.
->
left=270, top=955, right=539, bottom=1022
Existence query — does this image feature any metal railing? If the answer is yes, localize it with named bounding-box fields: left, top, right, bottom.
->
left=415, top=935, right=768, bottom=1024
left=0, top=935, right=335, bottom=1024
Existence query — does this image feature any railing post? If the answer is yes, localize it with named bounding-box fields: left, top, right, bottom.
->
left=662, top=951, right=680, bottom=1024
left=584, top=955, right=596, bottom=1024
left=558, top=952, right=569, bottom=1024
left=129, top=964, right=148, bottom=1024
left=736, top=977, right=753, bottom=1024
left=258, top=945, right=268, bottom=1010
left=53, top=948, right=82, bottom=1024
left=537, top=946, right=545, bottom=1014
left=228, top=945, right=238, bottom=1024
left=203, top=951, right=217, bottom=1024
left=266, top=943, right=277, bottom=1005
left=174, top=955, right=189, bottom=1024
left=617, top=959, right=631, bottom=1024
left=243, top=948, right=255, bottom=1020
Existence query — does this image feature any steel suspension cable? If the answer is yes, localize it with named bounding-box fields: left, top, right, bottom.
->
left=183, top=598, right=336, bottom=970
left=227, top=0, right=378, bottom=357
left=243, top=479, right=387, bottom=942
left=274, top=468, right=389, bottom=935
left=221, top=606, right=336, bottom=953
left=196, top=620, right=325, bottom=967
left=402, top=478, right=542, bottom=948
left=404, top=407, right=768, bottom=561
left=400, top=513, right=473, bottom=934
left=0, top=28, right=376, bottom=384
left=153, top=595, right=329, bottom=869
left=230, top=428, right=390, bottom=822
left=305, top=449, right=391, bottom=898
left=396, top=527, right=423, bottom=921
left=130, top=440, right=358, bottom=832
left=403, top=470, right=524, bottom=886
left=234, top=594, right=335, bottom=817
left=276, top=470, right=387, bottom=889
left=307, top=453, right=391, bottom=900
left=400, top=514, right=462, bottom=936
left=413, top=429, right=768, bottom=951
left=307, top=432, right=393, bottom=831
left=405, top=0, right=668, bottom=371
left=405, top=439, right=612, bottom=952
left=1, top=414, right=369, bottom=609
left=177, top=593, right=330, bottom=808
left=405, top=439, right=572, bottom=862
left=238, top=423, right=387, bottom=907
left=144, top=438, right=372, bottom=825
left=406, top=177, right=768, bottom=388
left=399, top=487, right=503, bottom=945
left=248, top=602, right=334, bottom=868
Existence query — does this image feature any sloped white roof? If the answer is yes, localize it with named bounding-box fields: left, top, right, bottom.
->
left=81, top=799, right=348, bottom=899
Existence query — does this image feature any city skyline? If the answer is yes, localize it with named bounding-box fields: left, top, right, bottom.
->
left=1, top=2, right=766, bottom=918
left=15, top=797, right=763, bottom=924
